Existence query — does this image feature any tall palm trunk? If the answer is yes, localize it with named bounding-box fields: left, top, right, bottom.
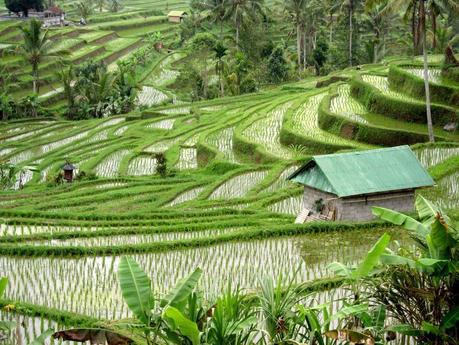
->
left=329, top=12, right=333, bottom=44
left=235, top=15, right=240, bottom=49
left=420, top=0, right=434, bottom=142
left=303, top=30, right=307, bottom=69
left=411, top=1, right=418, bottom=55
left=348, top=0, right=353, bottom=66
left=32, top=63, right=39, bottom=94
left=297, top=21, right=302, bottom=72
left=431, top=9, right=437, bottom=50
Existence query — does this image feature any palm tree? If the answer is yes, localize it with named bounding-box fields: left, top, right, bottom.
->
left=284, top=0, right=306, bottom=72
left=227, top=0, right=264, bottom=49
left=339, top=0, right=362, bottom=66
left=194, top=0, right=230, bottom=36
left=214, top=41, right=227, bottom=96
left=109, top=0, right=122, bottom=12
left=364, top=0, right=397, bottom=62
left=74, top=0, right=93, bottom=21
left=18, top=19, right=60, bottom=94
left=367, top=0, right=441, bottom=141
left=95, top=0, right=106, bottom=12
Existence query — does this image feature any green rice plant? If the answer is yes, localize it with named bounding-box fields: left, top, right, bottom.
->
left=405, top=68, right=443, bottom=84
left=414, top=146, right=459, bottom=168
left=419, top=171, right=459, bottom=210
left=268, top=194, right=303, bottom=215
left=127, top=156, right=157, bottom=176
left=28, top=228, right=241, bottom=247
left=242, top=102, right=294, bottom=159
left=361, top=75, right=414, bottom=102
left=165, top=186, right=205, bottom=207
left=113, top=125, right=129, bottom=136
left=95, top=150, right=130, bottom=177
left=0, top=312, right=70, bottom=345
left=157, top=107, right=191, bottom=115
left=136, top=86, right=168, bottom=106
left=144, top=138, right=179, bottom=153
left=262, top=165, right=298, bottom=194
left=175, top=148, right=197, bottom=170
left=206, top=127, right=240, bottom=163
left=209, top=171, right=268, bottom=200
left=146, top=119, right=176, bottom=130
left=290, top=93, right=362, bottom=148
left=330, top=85, right=368, bottom=124
left=0, top=227, right=406, bottom=319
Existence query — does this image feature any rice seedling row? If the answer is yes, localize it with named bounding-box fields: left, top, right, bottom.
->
left=165, top=186, right=205, bottom=206
left=242, top=102, right=294, bottom=158
left=0, top=228, right=396, bottom=319
left=330, top=85, right=368, bottom=124
left=127, top=156, right=157, bottom=176
left=95, top=150, right=130, bottom=178
left=209, top=171, right=269, bottom=200
left=175, top=147, right=197, bottom=170
left=268, top=194, right=303, bottom=215
left=136, top=86, right=168, bottom=106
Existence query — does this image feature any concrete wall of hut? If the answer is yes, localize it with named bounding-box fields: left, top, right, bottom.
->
left=303, top=186, right=415, bottom=221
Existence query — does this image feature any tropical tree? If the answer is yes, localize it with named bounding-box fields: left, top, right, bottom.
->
left=108, top=0, right=122, bottom=12
left=284, top=0, right=306, bottom=71
left=367, top=0, right=435, bottom=141
left=364, top=0, right=397, bottom=62
left=17, top=19, right=63, bottom=94
left=193, top=0, right=229, bottom=36
left=74, top=0, right=93, bottom=21
left=227, top=0, right=264, bottom=49
left=95, top=0, right=105, bottom=12
left=190, top=32, right=217, bottom=98
left=339, top=0, right=363, bottom=66
left=214, top=41, right=227, bottom=96
left=5, top=0, right=43, bottom=16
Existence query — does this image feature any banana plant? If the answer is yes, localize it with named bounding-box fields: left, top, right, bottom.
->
left=118, top=256, right=202, bottom=345
left=371, top=196, right=459, bottom=343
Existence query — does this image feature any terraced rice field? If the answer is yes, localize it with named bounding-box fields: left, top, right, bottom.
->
left=1, top=228, right=402, bottom=318
left=330, top=85, right=368, bottom=123
left=415, top=146, right=459, bottom=168
left=127, top=155, right=157, bottom=175
left=209, top=171, right=268, bottom=199
left=95, top=150, right=130, bottom=177
left=0, top=52, right=457, bottom=333
left=405, top=68, right=443, bottom=84
left=291, top=93, right=358, bottom=147
left=243, top=102, right=294, bottom=158
left=137, top=86, right=169, bottom=106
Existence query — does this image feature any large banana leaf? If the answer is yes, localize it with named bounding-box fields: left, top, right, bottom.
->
left=351, top=233, right=390, bottom=279
left=428, top=218, right=456, bottom=259
left=372, top=207, right=428, bottom=238
left=161, top=268, right=202, bottom=309
left=118, top=257, right=154, bottom=325
left=380, top=254, right=415, bottom=268
left=162, top=306, right=200, bottom=345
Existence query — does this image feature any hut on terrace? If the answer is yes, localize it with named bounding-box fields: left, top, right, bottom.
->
left=167, top=11, right=187, bottom=23
left=43, top=6, right=65, bottom=26
left=288, top=146, right=434, bottom=223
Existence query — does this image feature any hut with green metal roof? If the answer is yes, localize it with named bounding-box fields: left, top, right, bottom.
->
left=168, top=11, right=187, bottom=23
left=288, top=146, right=434, bottom=223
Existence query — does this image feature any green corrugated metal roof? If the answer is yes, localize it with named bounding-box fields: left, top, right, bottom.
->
left=289, top=146, right=434, bottom=197
left=168, top=11, right=187, bottom=16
